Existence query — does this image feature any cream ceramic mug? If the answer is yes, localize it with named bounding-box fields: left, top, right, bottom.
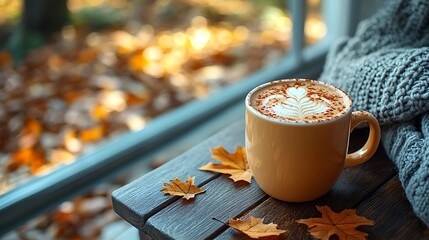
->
left=245, top=79, right=380, bottom=202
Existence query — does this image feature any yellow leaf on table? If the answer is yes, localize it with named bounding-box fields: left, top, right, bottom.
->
left=199, top=146, right=252, bottom=183
left=218, top=216, right=287, bottom=239
left=160, top=176, right=206, bottom=200
left=297, top=205, right=374, bottom=240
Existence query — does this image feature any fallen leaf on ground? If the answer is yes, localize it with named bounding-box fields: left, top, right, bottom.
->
left=64, top=129, right=82, bottom=153
left=22, top=118, right=43, bottom=136
left=213, top=216, right=287, bottom=238
left=19, top=118, right=43, bottom=148
left=199, top=146, right=252, bottom=183
left=65, top=91, right=84, bottom=103
left=80, top=125, right=104, bottom=142
left=78, top=48, right=99, bottom=63
left=0, top=51, right=11, bottom=66
left=9, top=148, right=45, bottom=173
left=297, top=205, right=374, bottom=240
left=91, top=104, right=109, bottom=120
left=160, top=176, right=206, bottom=200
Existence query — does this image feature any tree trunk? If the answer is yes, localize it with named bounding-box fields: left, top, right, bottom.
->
left=22, top=0, right=69, bottom=35
left=7, top=0, right=69, bottom=61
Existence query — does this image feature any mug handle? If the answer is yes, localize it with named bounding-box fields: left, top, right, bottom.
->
left=344, top=110, right=381, bottom=168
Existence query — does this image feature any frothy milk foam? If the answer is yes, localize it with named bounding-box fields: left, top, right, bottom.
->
left=250, top=80, right=351, bottom=123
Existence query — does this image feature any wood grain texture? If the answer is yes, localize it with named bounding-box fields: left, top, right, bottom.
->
left=143, top=174, right=268, bottom=240
left=111, top=121, right=245, bottom=230
left=215, top=130, right=398, bottom=239
left=114, top=122, right=427, bottom=240
left=356, top=177, right=428, bottom=240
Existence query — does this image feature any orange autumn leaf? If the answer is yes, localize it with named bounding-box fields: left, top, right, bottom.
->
left=22, top=118, right=43, bottom=136
left=297, top=206, right=374, bottom=240
left=128, top=51, right=148, bottom=72
left=47, top=54, right=65, bottom=69
left=9, top=148, right=45, bottom=173
left=19, top=118, right=43, bottom=148
left=0, top=51, right=11, bottom=66
left=199, top=146, right=252, bottom=183
left=91, top=104, right=109, bottom=120
left=78, top=48, right=99, bottom=63
left=126, top=93, right=147, bottom=105
left=64, top=91, right=84, bottom=103
left=79, top=125, right=104, bottom=142
left=214, top=216, right=287, bottom=239
left=160, top=176, right=206, bottom=200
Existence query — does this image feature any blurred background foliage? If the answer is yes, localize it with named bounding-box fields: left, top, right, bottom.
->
left=0, top=0, right=290, bottom=62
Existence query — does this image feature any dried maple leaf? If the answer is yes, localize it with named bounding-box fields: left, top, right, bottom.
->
left=199, top=146, right=252, bottom=183
left=297, top=206, right=374, bottom=240
left=213, top=216, right=287, bottom=239
left=160, top=177, right=206, bottom=200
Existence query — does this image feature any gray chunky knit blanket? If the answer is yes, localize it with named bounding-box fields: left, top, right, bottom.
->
left=319, top=0, right=429, bottom=226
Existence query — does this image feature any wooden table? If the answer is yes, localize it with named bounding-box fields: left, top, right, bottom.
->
left=112, top=122, right=428, bottom=239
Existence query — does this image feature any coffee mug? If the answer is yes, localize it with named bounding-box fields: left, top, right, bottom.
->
left=245, top=79, right=380, bottom=202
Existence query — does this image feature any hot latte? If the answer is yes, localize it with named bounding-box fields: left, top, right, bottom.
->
left=245, top=79, right=380, bottom=202
left=249, top=79, right=351, bottom=123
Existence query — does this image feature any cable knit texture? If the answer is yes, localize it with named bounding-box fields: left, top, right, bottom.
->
left=319, top=0, right=429, bottom=226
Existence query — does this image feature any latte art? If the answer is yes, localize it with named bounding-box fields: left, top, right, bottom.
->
left=250, top=80, right=351, bottom=122
left=262, top=87, right=328, bottom=120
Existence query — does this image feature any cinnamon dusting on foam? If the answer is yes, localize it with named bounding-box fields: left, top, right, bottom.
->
left=250, top=80, right=351, bottom=123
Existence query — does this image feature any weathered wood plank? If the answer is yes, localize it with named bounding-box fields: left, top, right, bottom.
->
left=215, top=130, right=397, bottom=239
left=356, top=177, right=427, bottom=240
left=111, top=121, right=245, bottom=230
left=115, top=121, right=428, bottom=240
left=143, top=175, right=268, bottom=239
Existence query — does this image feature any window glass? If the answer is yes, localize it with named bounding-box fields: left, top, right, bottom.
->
left=0, top=0, right=325, bottom=195
left=306, top=0, right=327, bottom=45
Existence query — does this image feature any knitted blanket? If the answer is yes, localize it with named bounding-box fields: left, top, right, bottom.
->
left=319, top=0, right=429, bottom=226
